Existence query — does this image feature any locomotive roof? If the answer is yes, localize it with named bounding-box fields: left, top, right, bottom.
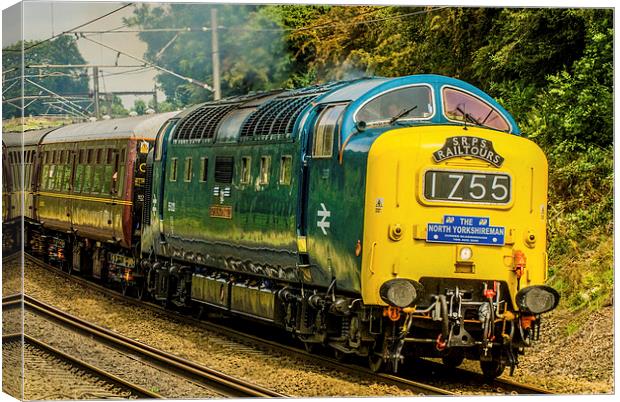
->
left=41, top=111, right=180, bottom=144
left=2, top=127, right=58, bottom=148
left=169, top=74, right=520, bottom=144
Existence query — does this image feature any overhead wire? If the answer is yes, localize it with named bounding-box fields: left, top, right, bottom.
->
left=4, top=3, right=133, bottom=53
left=78, top=34, right=213, bottom=91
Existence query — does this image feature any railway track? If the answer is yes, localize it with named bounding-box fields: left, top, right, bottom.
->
left=4, top=292, right=286, bottom=398
left=3, top=333, right=160, bottom=399
left=18, top=252, right=552, bottom=395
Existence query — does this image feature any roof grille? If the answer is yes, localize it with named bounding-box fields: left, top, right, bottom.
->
left=173, top=104, right=238, bottom=141
left=240, top=95, right=317, bottom=138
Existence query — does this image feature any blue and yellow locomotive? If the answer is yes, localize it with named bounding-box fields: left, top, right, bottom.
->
left=4, top=74, right=559, bottom=378
left=139, top=74, right=559, bottom=377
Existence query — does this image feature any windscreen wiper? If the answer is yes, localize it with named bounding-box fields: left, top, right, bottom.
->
left=389, top=105, right=418, bottom=125
left=456, top=107, right=482, bottom=126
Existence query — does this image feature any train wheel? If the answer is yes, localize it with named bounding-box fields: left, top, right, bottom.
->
left=442, top=349, right=465, bottom=368
left=480, top=359, right=505, bottom=380
left=303, top=342, right=316, bottom=354
left=368, top=353, right=385, bottom=372
left=333, top=348, right=349, bottom=362
left=135, top=281, right=147, bottom=301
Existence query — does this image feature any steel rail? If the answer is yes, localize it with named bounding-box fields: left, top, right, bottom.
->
left=19, top=292, right=287, bottom=398
left=21, top=254, right=451, bottom=396
left=2, top=333, right=163, bottom=399
left=2, top=250, right=21, bottom=262
left=22, top=252, right=552, bottom=395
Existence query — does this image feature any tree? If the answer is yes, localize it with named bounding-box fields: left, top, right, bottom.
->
left=133, top=99, right=147, bottom=115
left=102, top=95, right=129, bottom=118
left=124, top=3, right=296, bottom=106
left=2, top=36, right=89, bottom=119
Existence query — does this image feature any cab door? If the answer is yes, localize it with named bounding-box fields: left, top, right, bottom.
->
left=300, top=103, right=347, bottom=287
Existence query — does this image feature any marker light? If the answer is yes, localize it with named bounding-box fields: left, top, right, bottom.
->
left=459, top=247, right=473, bottom=261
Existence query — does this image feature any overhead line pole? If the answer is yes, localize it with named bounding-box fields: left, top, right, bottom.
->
left=93, top=66, right=100, bottom=119
left=211, top=8, right=221, bottom=100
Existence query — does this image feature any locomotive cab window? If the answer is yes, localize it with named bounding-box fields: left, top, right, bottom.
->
left=442, top=87, right=510, bottom=132
left=355, top=85, right=433, bottom=126
left=240, top=156, right=251, bottom=184
left=313, top=104, right=346, bottom=158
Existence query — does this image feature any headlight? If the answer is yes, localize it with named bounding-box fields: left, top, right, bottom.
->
left=516, top=285, right=560, bottom=314
left=459, top=247, right=473, bottom=261
left=379, top=279, right=422, bottom=308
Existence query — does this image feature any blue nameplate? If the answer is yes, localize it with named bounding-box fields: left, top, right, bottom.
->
left=427, top=215, right=505, bottom=246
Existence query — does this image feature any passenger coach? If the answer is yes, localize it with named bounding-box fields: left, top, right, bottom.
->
left=19, top=113, right=177, bottom=288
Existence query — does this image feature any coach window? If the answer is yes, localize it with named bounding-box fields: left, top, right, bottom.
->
left=184, top=157, right=193, bottom=182
left=62, top=152, right=72, bottom=192
left=54, top=158, right=64, bottom=191
left=170, top=158, right=178, bottom=182
left=199, top=157, right=208, bottom=183
left=313, top=104, right=346, bottom=158
left=111, top=152, right=120, bottom=194
left=102, top=151, right=113, bottom=194
left=83, top=150, right=93, bottom=193
left=442, top=87, right=510, bottom=132
left=41, top=163, right=50, bottom=190
left=279, top=156, right=292, bottom=185
left=74, top=159, right=84, bottom=193
left=240, top=156, right=251, bottom=184
left=355, top=86, right=433, bottom=126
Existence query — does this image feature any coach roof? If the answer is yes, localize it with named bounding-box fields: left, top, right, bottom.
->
left=3, top=127, right=58, bottom=148
left=41, top=111, right=179, bottom=144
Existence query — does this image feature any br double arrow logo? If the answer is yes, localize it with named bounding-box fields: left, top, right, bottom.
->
left=317, top=203, right=331, bottom=235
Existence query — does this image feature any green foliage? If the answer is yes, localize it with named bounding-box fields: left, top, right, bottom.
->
left=2, top=36, right=89, bottom=119
left=124, top=4, right=296, bottom=105
left=133, top=99, right=147, bottom=115
left=473, top=9, right=586, bottom=87
left=2, top=116, right=75, bottom=132
left=522, top=10, right=613, bottom=150
left=100, top=95, right=129, bottom=118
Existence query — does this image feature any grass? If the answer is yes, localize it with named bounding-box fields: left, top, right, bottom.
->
left=2, top=116, right=75, bottom=132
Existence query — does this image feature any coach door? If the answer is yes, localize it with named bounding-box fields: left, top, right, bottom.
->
left=301, top=103, right=346, bottom=287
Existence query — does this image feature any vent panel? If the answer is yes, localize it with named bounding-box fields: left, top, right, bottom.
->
left=240, top=95, right=317, bottom=138
left=214, top=156, right=234, bottom=183
left=174, top=104, right=238, bottom=141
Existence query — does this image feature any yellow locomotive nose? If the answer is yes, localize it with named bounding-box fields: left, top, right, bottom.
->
left=360, top=125, right=549, bottom=311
